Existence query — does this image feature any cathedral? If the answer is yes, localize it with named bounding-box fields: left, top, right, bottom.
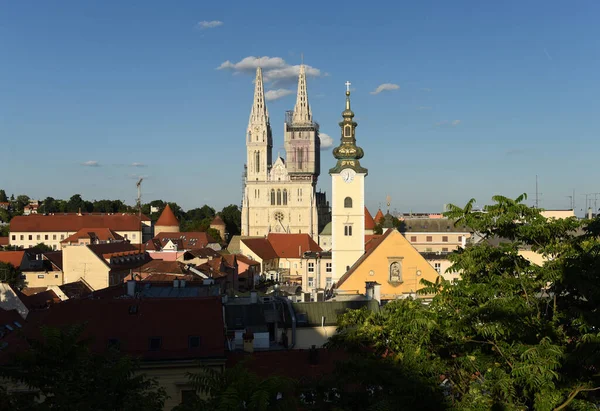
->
left=241, top=65, right=330, bottom=239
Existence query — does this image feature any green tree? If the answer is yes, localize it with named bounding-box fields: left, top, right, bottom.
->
left=220, top=205, right=241, bottom=238
left=13, top=195, right=30, bottom=214
left=174, top=361, right=297, bottom=411
left=0, top=189, right=8, bottom=202
left=40, top=197, right=57, bottom=213
left=0, top=325, right=167, bottom=411
left=206, top=227, right=222, bottom=243
left=33, top=243, right=53, bottom=252
left=0, top=261, right=24, bottom=289
left=328, top=194, right=600, bottom=410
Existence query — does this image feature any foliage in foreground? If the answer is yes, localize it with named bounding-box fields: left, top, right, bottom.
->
left=328, top=194, right=600, bottom=410
left=0, top=325, right=167, bottom=411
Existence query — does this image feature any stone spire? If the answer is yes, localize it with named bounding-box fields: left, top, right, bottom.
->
left=292, top=64, right=312, bottom=124
left=330, top=82, right=368, bottom=174
left=248, top=67, right=269, bottom=128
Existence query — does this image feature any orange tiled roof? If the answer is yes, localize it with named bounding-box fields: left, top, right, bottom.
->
left=0, top=251, right=25, bottom=268
left=0, top=237, right=8, bottom=247
left=374, top=209, right=385, bottom=225
left=10, top=213, right=149, bottom=233
left=146, top=232, right=216, bottom=251
left=155, top=204, right=179, bottom=227
left=241, top=238, right=278, bottom=260
left=365, top=207, right=376, bottom=230
left=267, top=233, right=322, bottom=258
left=61, top=228, right=124, bottom=244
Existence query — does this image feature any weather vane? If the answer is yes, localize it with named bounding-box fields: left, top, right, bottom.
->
left=345, top=81, right=351, bottom=93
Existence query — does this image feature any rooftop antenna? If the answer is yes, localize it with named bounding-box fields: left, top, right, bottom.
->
left=386, top=195, right=391, bottom=214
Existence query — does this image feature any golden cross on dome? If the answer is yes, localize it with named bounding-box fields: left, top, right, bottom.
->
left=345, top=81, right=351, bottom=93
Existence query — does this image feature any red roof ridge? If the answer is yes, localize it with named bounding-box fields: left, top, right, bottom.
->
left=374, top=209, right=385, bottom=224
left=210, top=215, right=225, bottom=226
left=156, top=204, right=179, bottom=227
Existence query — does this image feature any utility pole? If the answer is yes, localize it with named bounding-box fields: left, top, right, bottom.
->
left=535, top=175, right=539, bottom=208
left=136, top=178, right=144, bottom=281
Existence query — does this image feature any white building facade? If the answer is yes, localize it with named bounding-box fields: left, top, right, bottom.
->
left=241, top=65, right=330, bottom=239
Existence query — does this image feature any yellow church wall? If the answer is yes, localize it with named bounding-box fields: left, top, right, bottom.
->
left=336, top=229, right=440, bottom=300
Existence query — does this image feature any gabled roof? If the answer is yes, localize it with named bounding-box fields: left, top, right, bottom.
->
left=364, top=207, right=375, bottom=230
left=61, top=228, right=124, bottom=244
left=16, top=298, right=226, bottom=360
left=210, top=215, right=225, bottom=227
left=139, top=260, right=187, bottom=275
left=234, top=254, right=260, bottom=266
left=241, top=238, right=278, bottom=260
left=374, top=209, right=385, bottom=224
left=267, top=233, right=321, bottom=258
left=155, top=204, right=179, bottom=228
left=335, top=229, right=395, bottom=288
left=87, top=242, right=139, bottom=260
left=0, top=251, right=25, bottom=268
left=43, top=251, right=63, bottom=270
left=365, top=235, right=383, bottom=252
left=10, top=213, right=149, bottom=233
left=146, top=232, right=216, bottom=251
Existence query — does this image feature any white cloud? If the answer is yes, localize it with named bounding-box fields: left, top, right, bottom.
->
left=370, top=83, right=400, bottom=95
left=319, top=133, right=334, bottom=150
left=451, top=120, right=461, bottom=126
left=131, top=162, right=147, bottom=167
left=217, top=56, right=325, bottom=85
left=197, top=20, right=223, bottom=29
left=265, top=89, right=294, bottom=101
left=82, top=160, right=100, bottom=167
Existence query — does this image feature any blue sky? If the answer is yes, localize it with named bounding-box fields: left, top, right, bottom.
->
left=1, top=1, right=599, bottom=215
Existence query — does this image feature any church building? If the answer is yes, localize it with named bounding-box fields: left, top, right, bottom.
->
left=241, top=65, right=330, bottom=239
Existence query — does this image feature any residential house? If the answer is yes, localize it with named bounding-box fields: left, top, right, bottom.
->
left=9, top=213, right=151, bottom=250
left=334, top=229, right=441, bottom=301
left=398, top=218, right=471, bottom=253
left=421, top=252, right=457, bottom=282
left=300, top=251, right=332, bottom=293
left=239, top=237, right=279, bottom=278
left=196, top=255, right=239, bottom=292
left=145, top=232, right=220, bottom=261
left=234, top=254, right=261, bottom=291
left=0, top=202, right=10, bottom=211
left=23, top=201, right=39, bottom=216
left=269, top=233, right=322, bottom=283
left=61, top=228, right=125, bottom=247
left=176, top=248, right=221, bottom=266
left=62, top=242, right=150, bottom=290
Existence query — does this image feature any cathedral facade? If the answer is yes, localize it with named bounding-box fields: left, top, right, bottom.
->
left=241, top=65, right=330, bottom=239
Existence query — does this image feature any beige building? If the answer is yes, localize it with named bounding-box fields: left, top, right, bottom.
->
left=241, top=65, right=330, bottom=240
left=399, top=218, right=471, bottom=253
left=62, top=243, right=149, bottom=290
left=154, top=204, right=180, bottom=234
left=335, top=229, right=441, bottom=301
left=9, top=213, right=151, bottom=250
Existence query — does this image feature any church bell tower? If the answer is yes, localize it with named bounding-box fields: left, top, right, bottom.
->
left=330, top=82, right=368, bottom=281
left=246, top=67, right=273, bottom=182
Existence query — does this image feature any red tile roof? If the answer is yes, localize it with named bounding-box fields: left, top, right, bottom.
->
left=0, top=251, right=25, bottom=268
left=374, top=209, right=385, bottom=225
left=61, top=228, right=124, bottom=244
left=234, top=254, right=261, bottom=266
left=139, top=260, right=186, bottom=275
left=241, top=238, right=278, bottom=260
left=140, top=273, right=201, bottom=282
left=0, top=237, right=8, bottom=247
left=335, top=229, right=394, bottom=288
left=365, top=235, right=383, bottom=252
left=210, top=215, right=225, bottom=226
left=364, top=207, right=376, bottom=230
left=43, top=251, right=63, bottom=270
left=10, top=213, right=149, bottom=233
left=267, top=233, right=322, bottom=258
left=146, top=232, right=216, bottom=251
left=155, top=204, right=179, bottom=228
left=14, top=297, right=226, bottom=360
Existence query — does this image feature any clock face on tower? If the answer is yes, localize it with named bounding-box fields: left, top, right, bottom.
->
left=340, top=168, right=356, bottom=183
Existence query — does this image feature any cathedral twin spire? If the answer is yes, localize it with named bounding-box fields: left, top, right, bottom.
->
left=248, top=67, right=270, bottom=129
left=292, top=64, right=312, bottom=125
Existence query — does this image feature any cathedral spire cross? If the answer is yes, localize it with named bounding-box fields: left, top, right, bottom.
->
left=345, top=81, right=351, bottom=93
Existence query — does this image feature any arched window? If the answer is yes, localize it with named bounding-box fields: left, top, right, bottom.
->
left=344, top=197, right=353, bottom=208
left=255, top=151, right=260, bottom=173
left=271, top=189, right=275, bottom=205
left=297, top=148, right=303, bottom=169
left=344, top=125, right=351, bottom=137
left=283, top=189, right=288, bottom=205
left=277, top=189, right=282, bottom=205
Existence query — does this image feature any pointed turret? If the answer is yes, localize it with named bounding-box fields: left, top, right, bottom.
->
left=292, top=64, right=312, bottom=125
left=248, top=67, right=269, bottom=128
left=155, top=204, right=179, bottom=234
left=246, top=67, right=273, bottom=182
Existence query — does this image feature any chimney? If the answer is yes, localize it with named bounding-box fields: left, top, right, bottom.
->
left=250, top=291, right=258, bottom=304
left=372, top=282, right=381, bottom=304
left=77, top=207, right=82, bottom=216
left=365, top=282, right=374, bottom=300
left=126, top=280, right=136, bottom=297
